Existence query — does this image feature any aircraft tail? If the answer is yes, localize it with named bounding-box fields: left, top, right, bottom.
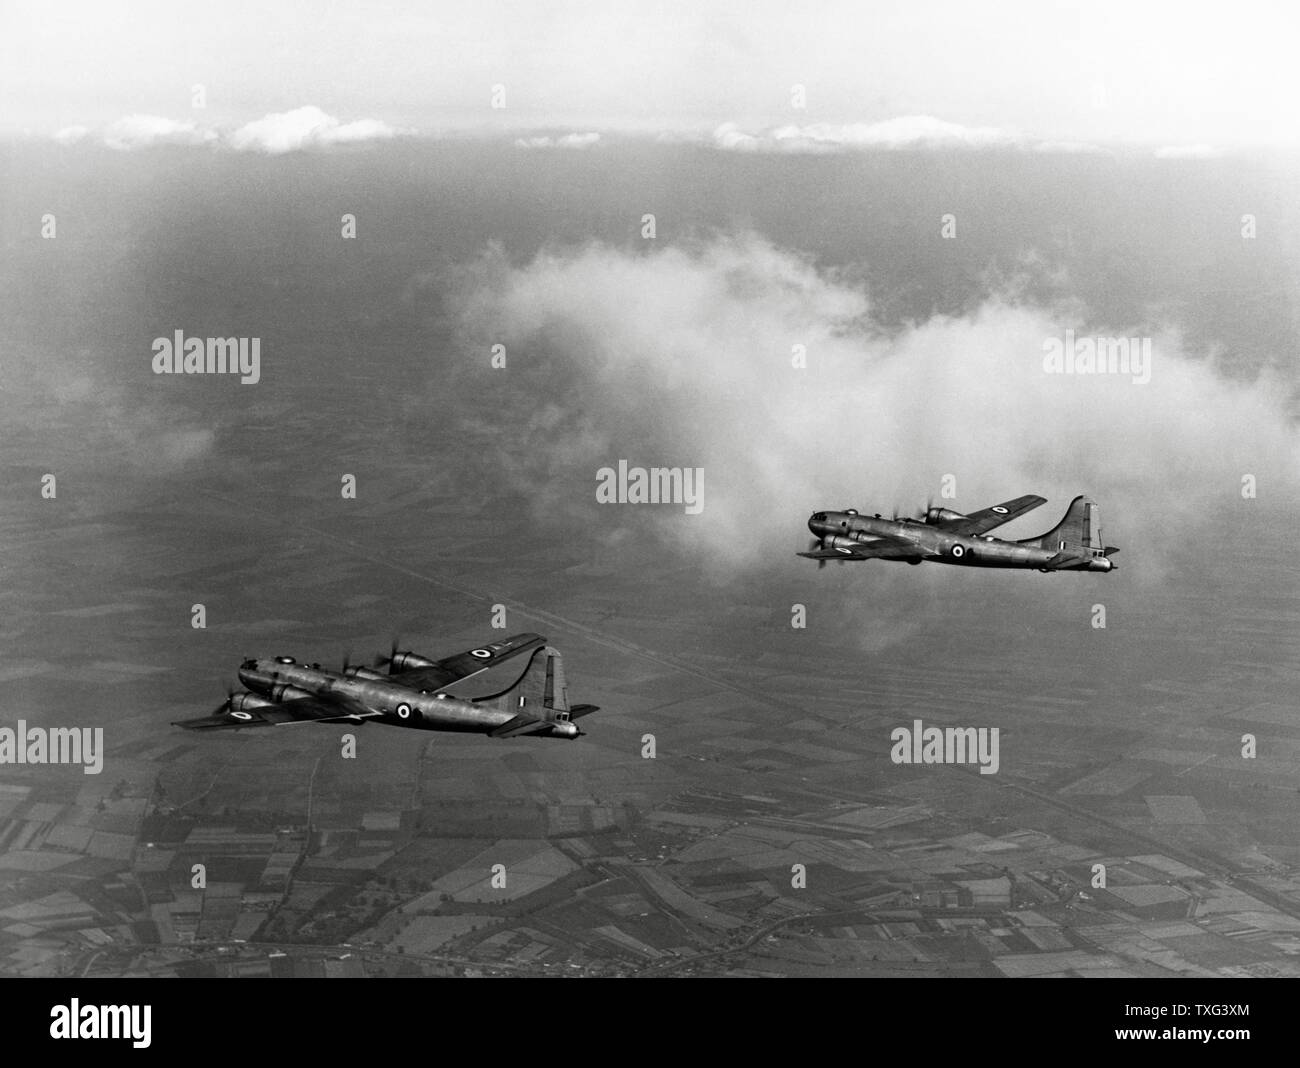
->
left=473, top=647, right=598, bottom=736
left=1018, top=495, right=1118, bottom=571
left=1019, top=495, right=1102, bottom=552
left=474, top=645, right=567, bottom=710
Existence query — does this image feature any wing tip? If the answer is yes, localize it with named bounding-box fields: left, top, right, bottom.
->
left=171, top=717, right=228, bottom=731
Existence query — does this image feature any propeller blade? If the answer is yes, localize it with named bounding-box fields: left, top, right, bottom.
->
left=375, top=637, right=401, bottom=671
left=807, top=536, right=828, bottom=570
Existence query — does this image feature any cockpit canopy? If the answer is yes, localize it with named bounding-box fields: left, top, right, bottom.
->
left=274, top=655, right=295, bottom=665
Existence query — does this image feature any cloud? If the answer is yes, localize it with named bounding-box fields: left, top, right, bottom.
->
left=56, top=107, right=405, bottom=153
left=713, top=116, right=1025, bottom=153
left=227, top=106, right=403, bottom=153
left=5, top=354, right=216, bottom=476
left=1033, top=140, right=1109, bottom=155
left=515, top=132, right=601, bottom=149
left=1153, top=143, right=1222, bottom=159
left=51, top=124, right=90, bottom=145
left=448, top=235, right=1299, bottom=591
left=712, top=117, right=1112, bottom=154
left=103, top=114, right=217, bottom=150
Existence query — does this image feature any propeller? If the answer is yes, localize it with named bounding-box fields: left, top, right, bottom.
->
left=807, top=537, right=859, bottom=569
left=896, top=497, right=933, bottom=523
left=807, top=536, right=828, bottom=570
left=213, top=684, right=235, bottom=716
left=375, top=637, right=402, bottom=672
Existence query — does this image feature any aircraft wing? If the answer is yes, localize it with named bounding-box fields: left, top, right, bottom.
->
left=797, top=533, right=930, bottom=562
left=389, top=633, right=547, bottom=692
left=938, top=495, right=1047, bottom=536
left=174, top=691, right=379, bottom=731
left=488, top=713, right=553, bottom=739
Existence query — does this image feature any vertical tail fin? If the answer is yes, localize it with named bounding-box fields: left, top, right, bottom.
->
left=474, top=646, right=570, bottom=716
left=1019, top=495, right=1104, bottom=553
left=479, top=646, right=593, bottom=739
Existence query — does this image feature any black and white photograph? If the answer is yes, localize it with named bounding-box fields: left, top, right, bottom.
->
left=1, top=0, right=1296, bottom=1040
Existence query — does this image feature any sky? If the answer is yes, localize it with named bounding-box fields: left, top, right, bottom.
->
left=2, top=3, right=1295, bottom=658
left=3, top=0, right=1298, bottom=150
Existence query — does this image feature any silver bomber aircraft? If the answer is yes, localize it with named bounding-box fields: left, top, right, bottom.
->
left=799, top=494, right=1119, bottom=572
left=174, top=633, right=598, bottom=739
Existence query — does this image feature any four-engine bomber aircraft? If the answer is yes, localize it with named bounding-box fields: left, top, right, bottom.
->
left=174, top=633, right=598, bottom=739
left=799, top=494, right=1119, bottom=572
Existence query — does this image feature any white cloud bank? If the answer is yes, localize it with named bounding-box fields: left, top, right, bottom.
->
left=59, top=107, right=403, bottom=152
left=450, top=235, right=1298, bottom=583
left=61, top=111, right=1197, bottom=156
left=51, top=124, right=90, bottom=146
left=1153, top=143, right=1222, bottom=160
left=515, top=132, right=602, bottom=149
left=712, top=116, right=1106, bottom=154
left=103, top=114, right=217, bottom=150
left=227, top=106, right=404, bottom=154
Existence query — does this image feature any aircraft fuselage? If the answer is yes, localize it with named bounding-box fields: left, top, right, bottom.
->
left=237, top=658, right=521, bottom=732
left=807, top=512, right=1114, bottom=571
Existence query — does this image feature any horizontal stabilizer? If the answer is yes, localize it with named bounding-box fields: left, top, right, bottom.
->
left=1042, top=550, right=1090, bottom=570
left=489, top=713, right=549, bottom=739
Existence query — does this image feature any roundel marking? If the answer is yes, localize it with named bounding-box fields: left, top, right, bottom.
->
left=230, top=710, right=253, bottom=721
left=470, top=649, right=492, bottom=659
left=395, top=702, right=413, bottom=720
left=951, top=544, right=966, bottom=558
left=992, top=506, right=1009, bottom=514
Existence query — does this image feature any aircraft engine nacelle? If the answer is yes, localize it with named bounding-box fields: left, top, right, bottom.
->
left=926, top=507, right=967, bottom=525
left=269, top=683, right=313, bottom=703
left=550, top=721, right=580, bottom=739
left=823, top=535, right=862, bottom=552
left=388, top=652, right=436, bottom=671
left=229, top=692, right=274, bottom=712
left=344, top=666, right=386, bottom=681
